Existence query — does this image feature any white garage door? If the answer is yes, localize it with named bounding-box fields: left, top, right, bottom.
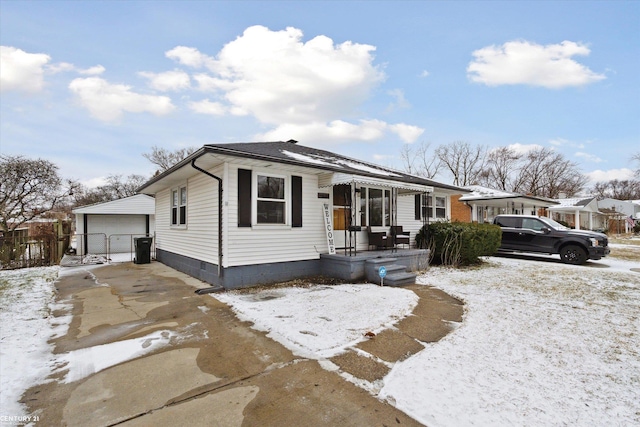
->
left=86, top=214, right=147, bottom=254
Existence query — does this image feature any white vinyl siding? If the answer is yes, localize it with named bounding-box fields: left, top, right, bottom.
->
left=155, top=162, right=326, bottom=268
left=155, top=168, right=220, bottom=265
left=226, top=165, right=325, bottom=267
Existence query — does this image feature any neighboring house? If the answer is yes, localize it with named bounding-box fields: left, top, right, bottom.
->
left=453, top=185, right=559, bottom=224
left=72, top=194, right=156, bottom=255
left=597, top=198, right=640, bottom=233
left=136, top=140, right=466, bottom=289
left=548, top=197, right=606, bottom=231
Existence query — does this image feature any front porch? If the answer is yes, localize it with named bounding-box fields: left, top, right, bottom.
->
left=320, top=248, right=429, bottom=286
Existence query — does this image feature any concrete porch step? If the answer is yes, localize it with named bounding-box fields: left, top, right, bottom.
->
left=382, top=271, right=417, bottom=287
left=364, top=258, right=416, bottom=286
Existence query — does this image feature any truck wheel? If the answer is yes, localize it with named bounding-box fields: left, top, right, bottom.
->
left=560, top=245, right=587, bottom=265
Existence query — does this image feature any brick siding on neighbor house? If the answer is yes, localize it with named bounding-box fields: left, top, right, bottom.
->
left=450, top=194, right=472, bottom=222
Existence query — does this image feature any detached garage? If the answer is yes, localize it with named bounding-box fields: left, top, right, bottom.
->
left=73, top=194, right=155, bottom=256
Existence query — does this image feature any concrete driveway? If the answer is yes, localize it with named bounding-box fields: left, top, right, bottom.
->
left=22, top=261, right=459, bottom=427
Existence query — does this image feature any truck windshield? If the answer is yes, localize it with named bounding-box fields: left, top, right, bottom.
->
left=539, top=217, right=570, bottom=230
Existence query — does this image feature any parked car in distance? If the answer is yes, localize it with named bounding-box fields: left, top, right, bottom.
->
left=493, top=214, right=610, bottom=265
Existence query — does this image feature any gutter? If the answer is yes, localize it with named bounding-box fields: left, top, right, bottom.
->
left=190, top=156, right=224, bottom=284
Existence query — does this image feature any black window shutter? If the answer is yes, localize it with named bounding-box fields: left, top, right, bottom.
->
left=238, top=169, right=252, bottom=227
left=415, top=194, right=421, bottom=220
left=292, top=175, right=303, bottom=227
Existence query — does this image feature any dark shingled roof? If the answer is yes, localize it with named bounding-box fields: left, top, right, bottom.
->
left=138, top=140, right=467, bottom=193
left=202, top=140, right=465, bottom=192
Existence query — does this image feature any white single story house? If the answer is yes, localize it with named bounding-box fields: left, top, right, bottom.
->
left=72, top=194, right=156, bottom=255
left=597, top=198, right=640, bottom=233
left=136, top=140, right=466, bottom=289
left=456, top=185, right=559, bottom=223
left=548, top=197, right=606, bottom=231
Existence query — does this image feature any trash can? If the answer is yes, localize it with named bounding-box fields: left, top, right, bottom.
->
left=134, top=237, right=153, bottom=264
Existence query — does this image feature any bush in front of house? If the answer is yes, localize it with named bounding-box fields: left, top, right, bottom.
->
left=415, top=221, right=502, bottom=266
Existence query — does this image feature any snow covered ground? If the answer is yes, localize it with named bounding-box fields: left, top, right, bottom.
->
left=1, top=248, right=638, bottom=426
left=215, top=253, right=640, bottom=426
left=0, top=267, right=68, bottom=420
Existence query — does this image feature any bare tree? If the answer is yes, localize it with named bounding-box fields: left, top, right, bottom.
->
left=632, top=152, right=640, bottom=178
left=478, top=146, right=523, bottom=190
left=143, top=145, right=198, bottom=173
left=400, top=141, right=442, bottom=178
left=0, top=155, right=69, bottom=233
left=515, top=148, right=584, bottom=198
left=435, top=141, right=486, bottom=186
left=591, top=179, right=640, bottom=200
left=72, top=174, right=147, bottom=207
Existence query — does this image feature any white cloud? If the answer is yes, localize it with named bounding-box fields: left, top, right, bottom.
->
left=388, top=123, right=424, bottom=143
left=508, top=143, right=544, bottom=155
left=165, top=46, right=213, bottom=69
left=585, top=168, right=634, bottom=184
left=79, top=65, right=106, bottom=75
left=167, top=25, right=419, bottom=144
left=0, top=46, right=51, bottom=92
left=467, top=40, right=606, bottom=88
left=548, top=137, right=585, bottom=149
left=188, top=99, right=226, bottom=116
left=68, top=77, right=175, bottom=121
left=420, top=70, right=430, bottom=78
left=575, top=152, right=603, bottom=163
left=44, top=62, right=105, bottom=76
left=139, top=69, right=190, bottom=91
left=259, top=120, right=385, bottom=144
left=47, top=62, right=76, bottom=73
left=259, top=119, right=423, bottom=145
left=386, top=89, right=411, bottom=112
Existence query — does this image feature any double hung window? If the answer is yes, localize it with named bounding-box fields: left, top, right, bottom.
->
left=171, top=186, right=187, bottom=226
left=416, top=193, right=447, bottom=220
left=257, top=175, right=286, bottom=224
left=238, top=168, right=302, bottom=228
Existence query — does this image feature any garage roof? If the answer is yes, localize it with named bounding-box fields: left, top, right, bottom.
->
left=72, top=194, right=155, bottom=215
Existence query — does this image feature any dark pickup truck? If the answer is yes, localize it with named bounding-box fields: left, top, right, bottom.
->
left=493, top=214, right=610, bottom=265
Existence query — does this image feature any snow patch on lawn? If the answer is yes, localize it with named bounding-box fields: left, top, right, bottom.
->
left=213, top=284, right=418, bottom=359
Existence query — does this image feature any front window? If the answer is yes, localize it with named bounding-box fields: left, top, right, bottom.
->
left=369, top=188, right=383, bottom=226
left=257, top=175, right=285, bottom=224
left=362, top=187, right=391, bottom=227
left=333, top=185, right=351, bottom=230
left=420, top=194, right=446, bottom=219
left=435, top=196, right=446, bottom=219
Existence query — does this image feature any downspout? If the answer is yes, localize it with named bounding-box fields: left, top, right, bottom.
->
left=191, top=157, right=224, bottom=279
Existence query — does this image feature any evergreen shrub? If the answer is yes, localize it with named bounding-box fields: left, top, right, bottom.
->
left=416, top=221, right=502, bottom=266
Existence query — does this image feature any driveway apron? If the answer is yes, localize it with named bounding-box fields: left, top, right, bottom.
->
left=22, top=262, right=428, bottom=427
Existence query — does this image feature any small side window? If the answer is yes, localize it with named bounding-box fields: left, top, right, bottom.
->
left=171, top=185, right=187, bottom=226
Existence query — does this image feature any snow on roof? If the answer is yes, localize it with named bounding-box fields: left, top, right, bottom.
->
left=459, top=185, right=516, bottom=200
left=551, top=197, right=594, bottom=208
left=281, top=150, right=339, bottom=168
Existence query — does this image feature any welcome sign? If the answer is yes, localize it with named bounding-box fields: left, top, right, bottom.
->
left=322, top=203, right=336, bottom=255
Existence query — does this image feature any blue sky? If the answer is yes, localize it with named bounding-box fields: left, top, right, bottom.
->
left=1, top=1, right=638, bottom=188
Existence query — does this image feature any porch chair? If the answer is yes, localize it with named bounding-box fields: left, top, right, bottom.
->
left=390, top=226, right=410, bottom=248
left=366, top=227, right=390, bottom=250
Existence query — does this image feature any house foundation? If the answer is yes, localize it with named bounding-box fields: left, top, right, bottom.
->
left=156, top=248, right=429, bottom=290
